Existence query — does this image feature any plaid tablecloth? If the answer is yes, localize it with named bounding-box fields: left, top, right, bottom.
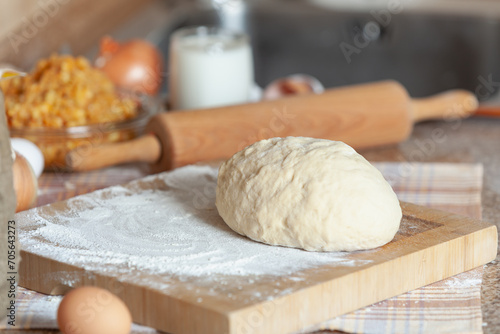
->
left=1, top=162, right=485, bottom=334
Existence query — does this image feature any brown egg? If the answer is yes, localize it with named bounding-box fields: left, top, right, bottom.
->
left=12, top=152, right=38, bottom=212
left=57, top=286, right=132, bottom=334
left=263, top=74, right=324, bottom=100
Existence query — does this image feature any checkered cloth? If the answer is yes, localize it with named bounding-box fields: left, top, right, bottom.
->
left=1, top=162, right=485, bottom=334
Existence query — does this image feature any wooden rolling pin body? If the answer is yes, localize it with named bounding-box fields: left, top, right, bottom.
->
left=68, top=81, right=477, bottom=172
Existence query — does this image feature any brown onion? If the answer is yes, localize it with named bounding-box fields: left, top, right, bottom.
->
left=95, top=36, right=164, bottom=95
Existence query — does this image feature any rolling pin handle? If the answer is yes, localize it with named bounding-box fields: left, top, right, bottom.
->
left=66, top=134, right=162, bottom=172
left=411, top=90, right=478, bottom=122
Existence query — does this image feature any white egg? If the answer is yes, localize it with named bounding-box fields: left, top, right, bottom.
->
left=10, top=138, right=44, bottom=177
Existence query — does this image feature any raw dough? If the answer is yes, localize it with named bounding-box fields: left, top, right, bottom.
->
left=215, top=137, right=402, bottom=252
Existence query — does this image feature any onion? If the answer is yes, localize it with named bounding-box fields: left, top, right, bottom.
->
left=95, top=36, right=164, bottom=95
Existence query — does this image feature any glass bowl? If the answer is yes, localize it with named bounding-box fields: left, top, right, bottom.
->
left=9, top=95, right=160, bottom=171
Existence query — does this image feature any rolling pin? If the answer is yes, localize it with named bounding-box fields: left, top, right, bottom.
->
left=67, top=81, right=478, bottom=173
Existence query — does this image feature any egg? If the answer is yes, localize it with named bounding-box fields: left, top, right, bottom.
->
left=12, top=152, right=38, bottom=212
left=57, top=286, right=132, bottom=334
left=10, top=138, right=44, bottom=177
left=263, top=74, right=324, bottom=100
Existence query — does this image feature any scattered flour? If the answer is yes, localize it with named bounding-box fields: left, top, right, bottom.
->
left=443, top=267, right=484, bottom=289
left=18, top=166, right=373, bottom=285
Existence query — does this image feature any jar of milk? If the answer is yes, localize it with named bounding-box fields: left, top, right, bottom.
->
left=168, top=26, right=254, bottom=110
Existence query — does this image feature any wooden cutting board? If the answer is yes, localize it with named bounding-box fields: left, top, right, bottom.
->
left=16, top=166, right=497, bottom=334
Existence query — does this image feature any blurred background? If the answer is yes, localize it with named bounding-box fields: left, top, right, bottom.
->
left=1, top=0, right=500, bottom=99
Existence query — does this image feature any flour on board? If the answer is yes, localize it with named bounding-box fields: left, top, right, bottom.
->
left=18, top=166, right=373, bottom=281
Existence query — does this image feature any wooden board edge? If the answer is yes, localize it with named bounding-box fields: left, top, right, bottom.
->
left=227, top=223, right=498, bottom=334
left=19, top=249, right=84, bottom=294
left=19, top=249, right=232, bottom=334
left=17, top=201, right=498, bottom=334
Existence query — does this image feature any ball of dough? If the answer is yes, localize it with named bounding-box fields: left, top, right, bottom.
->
left=215, top=137, right=402, bottom=252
